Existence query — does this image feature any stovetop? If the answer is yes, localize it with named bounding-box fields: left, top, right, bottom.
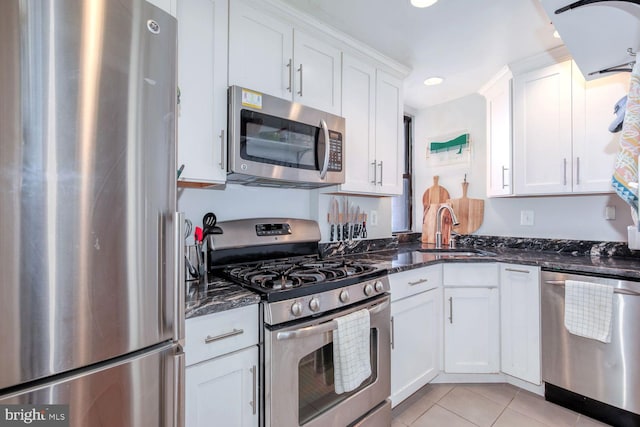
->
left=218, top=255, right=388, bottom=302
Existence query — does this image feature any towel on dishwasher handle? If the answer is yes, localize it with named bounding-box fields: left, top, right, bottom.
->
left=564, top=280, right=614, bottom=343
left=333, top=308, right=371, bottom=394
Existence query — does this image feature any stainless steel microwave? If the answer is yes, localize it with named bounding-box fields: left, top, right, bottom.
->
left=227, top=86, right=345, bottom=188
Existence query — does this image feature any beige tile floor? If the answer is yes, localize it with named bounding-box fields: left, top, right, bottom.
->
left=391, top=383, right=612, bottom=427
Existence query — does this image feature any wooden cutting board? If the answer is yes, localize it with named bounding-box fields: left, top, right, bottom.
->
left=421, top=176, right=452, bottom=244
left=447, top=181, right=484, bottom=234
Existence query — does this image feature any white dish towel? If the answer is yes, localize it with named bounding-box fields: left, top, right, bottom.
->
left=564, top=280, right=614, bottom=343
left=333, top=308, right=371, bottom=394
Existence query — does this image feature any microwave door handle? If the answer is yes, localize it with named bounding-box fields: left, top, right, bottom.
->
left=319, top=119, right=330, bottom=179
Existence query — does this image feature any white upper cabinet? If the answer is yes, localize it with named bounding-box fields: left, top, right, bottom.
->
left=513, top=60, right=573, bottom=195
left=340, top=54, right=377, bottom=194
left=337, top=55, right=404, bottom=196
left=177, top=0, right=228, bottom=185
left=540, top=0, right=640, bottom=79
left=572, top=66, right=630, bottom=193
left=375, top=70, right=404, bottom=196
left=481, top=67, right=513, bottom=197
left=228, top=1, right=292, bottom=100
left=513, top=59, right=630, bottom=195
left=228, top=0, right=341, bottom=115
left=292, top=31, right=341, bottom=114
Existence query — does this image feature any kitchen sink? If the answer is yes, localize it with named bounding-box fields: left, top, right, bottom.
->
left=414, top=248, right=496, bottom=257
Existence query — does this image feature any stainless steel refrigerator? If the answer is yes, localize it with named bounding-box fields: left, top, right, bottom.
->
left=0, top=1, right=184, bottom=426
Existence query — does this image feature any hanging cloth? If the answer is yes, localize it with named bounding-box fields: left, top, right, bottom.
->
left=612, top=61, right=640, bottom=219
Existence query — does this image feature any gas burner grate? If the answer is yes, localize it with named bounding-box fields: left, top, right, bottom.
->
left=223, top=256, right=379, bottom=292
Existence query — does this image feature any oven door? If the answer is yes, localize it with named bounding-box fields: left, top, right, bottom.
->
left=264, top=294, right=390, bottom=427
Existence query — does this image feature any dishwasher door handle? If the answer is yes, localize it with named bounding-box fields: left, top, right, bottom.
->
left=544, top=280, right=640, bottom=296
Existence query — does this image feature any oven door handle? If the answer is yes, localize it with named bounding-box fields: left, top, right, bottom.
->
left=276, top=299, right=389, bottom=341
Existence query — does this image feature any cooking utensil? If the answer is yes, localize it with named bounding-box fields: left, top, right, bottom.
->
left=447, top=178, right=485, bottom=234
left=362, top=213, right=367, bottom=238
left=422, top=176, right=452, bottom=244
left=354, top=206, right=361, bottom=238
left=202, top=212, right=223, bottom=238
left=184, top=218, right=193, bottom=240
left=336, top=199, right=342, bottom=241
left=329, top=197, right=335, bottom=242
left=343, top=197, right=349, bottom=241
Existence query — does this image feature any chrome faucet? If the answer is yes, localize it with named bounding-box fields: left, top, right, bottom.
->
left=435, top=205, right=460, bottom=249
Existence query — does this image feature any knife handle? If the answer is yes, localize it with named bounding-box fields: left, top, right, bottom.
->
left=330, top=224, right=334, bottom=242
left=337, top=224, right=341, bottom=241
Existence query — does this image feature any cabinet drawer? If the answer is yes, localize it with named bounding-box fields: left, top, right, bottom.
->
left=443, top=263, right=498, bottom=287
left=390, top=265, right=442, bottom=301
left=185, top=304, right=259, bottom=366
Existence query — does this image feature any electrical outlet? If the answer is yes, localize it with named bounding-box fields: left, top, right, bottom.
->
left=605, top=206, right=616, bottom=220
left=370, top=210, right=378, bottom=226
left=520, top=210, right=534, bottom=226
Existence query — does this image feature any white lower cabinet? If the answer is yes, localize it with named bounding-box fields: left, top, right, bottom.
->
left=185, top=305, right=259, bottom=427
left=500, top=264, right=541, bottom=385
left=389, top=266, right=442, bottom=407
left=443, top=263, right=500, bottom=374
left=186, top=347, right=258, bottom=427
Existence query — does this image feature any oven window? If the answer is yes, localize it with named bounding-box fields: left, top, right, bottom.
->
left=240, top=110, right=319, bottom=170
left=298, top=330, right=378, bottom=425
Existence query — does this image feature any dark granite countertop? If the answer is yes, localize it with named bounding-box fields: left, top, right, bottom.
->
left=185, top=277, right=260, bottom=319
left=185, top=235, right=640, bottom=320
left=385, top=244, right=640, bottom=279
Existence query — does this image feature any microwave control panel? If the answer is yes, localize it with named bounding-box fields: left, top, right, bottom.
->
left=328, top=131, right=343, bottom=172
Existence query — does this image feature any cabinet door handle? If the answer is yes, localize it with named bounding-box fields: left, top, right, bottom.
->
left=390, top=316, right=395, bottom=350
left=371, top=161, right=377, bottom=184
left=250, top=365, right=257, bottom=415
left=448, top=297, right=453, bottom=324
left=219, top=129, right=225, bottom=170
left=408, top=278, right=429, bottom=286
left=378, top=161, right=383, bottom=185
left=297, top=64, right=303, bottom=96
left=204, top=328, right=244, bottom=344
left=505, top=268, right=530, bottom=274
left=563, top=158, right=567, bottom=186
left=286, top=58, right=293, bottom=93
left=576, top=157, right=580, bottom=186
left=501, top=166, right=509, bottom=189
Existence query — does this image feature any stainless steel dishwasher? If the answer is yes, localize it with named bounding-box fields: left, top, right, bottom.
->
left=541, top=270, right=640, bottom=427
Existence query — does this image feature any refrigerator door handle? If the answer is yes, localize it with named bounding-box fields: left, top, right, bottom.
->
left=175, top=212, right=186, bottom=345
left=165, top=346, right=185, bottom=427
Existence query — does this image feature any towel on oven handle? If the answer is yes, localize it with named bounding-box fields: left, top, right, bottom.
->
left=333, top=308, right=371, bottom=394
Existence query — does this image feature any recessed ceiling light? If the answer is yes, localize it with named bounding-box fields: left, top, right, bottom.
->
left=423, top=77, right=444, bottom=86
left=411, top=0, right=438, bottom=8
left=553, top=30, right=561, bottom=39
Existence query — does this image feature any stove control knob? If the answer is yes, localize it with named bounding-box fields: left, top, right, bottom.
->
left=374, top=281, right=385, bottom=293
left=339, top=290, right=350, bottom=303
left=309, top=297, right=320, bottom=312
left=291, top=302, right=303, bottom=317
left=364, top=283, right=374, bottom=296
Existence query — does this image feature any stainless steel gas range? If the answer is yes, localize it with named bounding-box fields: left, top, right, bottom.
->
left=207, top=218, right=391, bottom=427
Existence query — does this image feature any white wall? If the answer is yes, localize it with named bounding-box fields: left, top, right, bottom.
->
left=413, top=93, right=632, bottom=242
left=178, top=184, right=392, bottom=243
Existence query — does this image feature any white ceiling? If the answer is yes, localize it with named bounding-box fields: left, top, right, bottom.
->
left=278, top=0, right=564, bottom=109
